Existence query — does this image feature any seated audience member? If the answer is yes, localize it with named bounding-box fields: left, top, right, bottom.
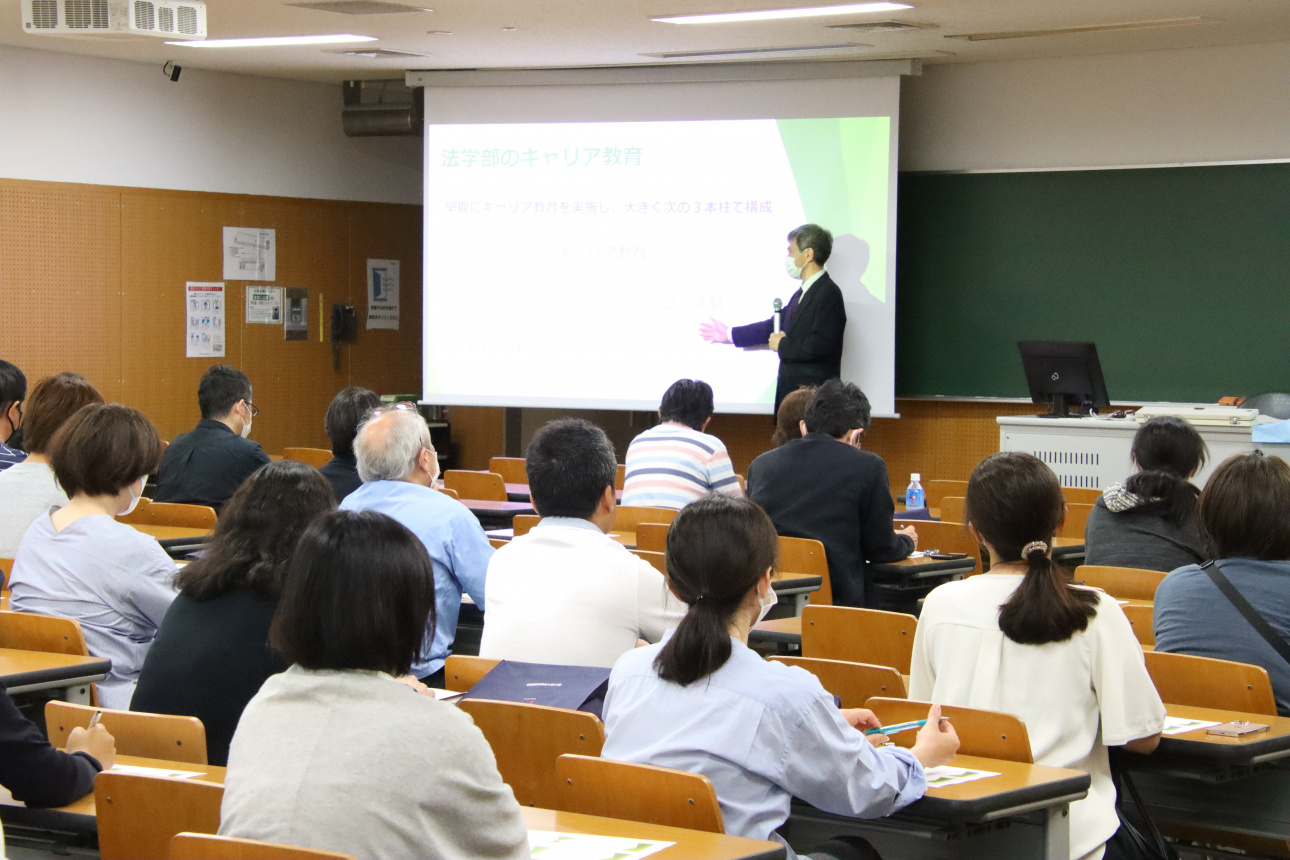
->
left=622, top=379, right=742, bottom=509
left=480, top=419, right=684, bottom=667
left=748, top=379, right=916, bottom=608
left=155, top=364, right=270, bottom=512
left=0, top=373, right=103, bottom=558
left=10, top=403, right=176, bottom=709
left=340, top=404, right=490, bottom=686
left=770, top=384, right=815, bottom=448
left=220, top=510, right=528, bottom=860
left=0, top=360, right=26, bottom=470
left=318, top=386, right=380, bottom=502
left=0, top=681, right=115, bottom=806
left=911, top=452, right=1165, bottom=860
left=1154, top=451, right=1290, bottom=716
left=131, top=461, right=337, bottom=765
left=603, top=494, right=957, bottom=859
left=1085, top=416, right=1207, bottom=571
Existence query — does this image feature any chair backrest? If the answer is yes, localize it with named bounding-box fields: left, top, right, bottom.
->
left=865, top=697, right=1033, bottom=764
left=0, top=610, right=89, bottom=656
left=488, top=456, right=528, bottom=485
left=436, top=487, right=459, bottom=500
left=615, top=464, right=626, bottom=491
left=118, top=501, right=217, bottom=530
left=96, top=772, right=223, bottom=860
left=635, top=522, right=669, bottom=554
left=892, top=521, right=982, bottom=569
left=1143, top=651, right=1277, bottom=716
left=767, top=657, right=906, bottom=707
left=171, top=833, right=355, bottom=860
left=0, top=557, right=11, bottom=590
left=281, top=447, right=332, bottom=469
left=512, top=514, right=540, bottom=537
left=630, top=549, right=666, bottom=574
left=801, top=605, right=918, bottom=674
left=1061, top=487, right=1102, bottom=505
left=1123, top=603, right=1155, bottom=648
left=443, top=654, right=500, bottom=692
left=1075, top=565, right=1167, bottom=600
left=1059, top=502, right=1095, bottom=540
left=778, top=536, right=832, bottom=606
left=925, top=479, right=968, bottom=509
left=553, top=754, right=724, bottom=834
left=46, top=701, right=207, bottom=764
left=443, top=470, right=508, bottom=502
left=613, top=506, right=678, bottom=532
left=456, top=699, right=605, bottom=807
left=939, top=496, right=966, bottom=524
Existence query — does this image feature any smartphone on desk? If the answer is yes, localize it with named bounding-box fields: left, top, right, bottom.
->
left=1206, top=721, right=1270, bottom=737
left=928, top=551, right=969, bottom=560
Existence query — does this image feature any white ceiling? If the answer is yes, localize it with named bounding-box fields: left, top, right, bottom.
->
left=3, top=0, right=1289, bottom=83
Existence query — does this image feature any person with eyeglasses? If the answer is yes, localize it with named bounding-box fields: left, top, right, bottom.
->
left=155, top=365, right=271, bottom=513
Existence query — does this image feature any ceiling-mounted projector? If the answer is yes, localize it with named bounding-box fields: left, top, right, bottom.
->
left=21, top=0, right=207, bottom=39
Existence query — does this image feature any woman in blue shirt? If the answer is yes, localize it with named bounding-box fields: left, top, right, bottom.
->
left=602, top=493, right=958, bottom=859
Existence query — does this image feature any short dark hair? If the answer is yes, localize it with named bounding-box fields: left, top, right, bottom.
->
left=526, top=419, right=617, bottom=519
left=49, top=403, right=162, bottom=498
left=789, top=223, right=832, bottom=265
left=771, top=385, right=815, bottom=447
left=0, top=360, right=26, bottom=416
left=803, top=379, right=870, bottom=437
left=270, top=509, right=437, bottom=676
left=1199, top=451, right=1290, bottom=561
left=176, top=460, right=336, bottom=601
left=659, top=379, right=715, bottom=431
left=324, top=387, right=380, bottom=458
left=22, top=373, right=104, bottom=455
left=199, top=365, right=252, bottom=420
left=1125, top=417, right=1206, bottom=528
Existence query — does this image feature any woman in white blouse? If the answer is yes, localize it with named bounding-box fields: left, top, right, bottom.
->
left=910, top=452, right=1166, bottom=860
left=603, top=493, right=959, bottom=860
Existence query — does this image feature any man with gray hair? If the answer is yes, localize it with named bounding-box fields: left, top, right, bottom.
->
left=339, top=403, right=491, bottom=686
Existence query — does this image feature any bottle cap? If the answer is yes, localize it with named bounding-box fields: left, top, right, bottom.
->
left=911, top=473, right=921, bottom=482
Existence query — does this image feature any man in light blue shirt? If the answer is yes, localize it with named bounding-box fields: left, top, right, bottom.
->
left=340, top=405, right=491, bottom=686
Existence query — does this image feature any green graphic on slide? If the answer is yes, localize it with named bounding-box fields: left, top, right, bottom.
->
left=776, top=118, right=891, bottom=303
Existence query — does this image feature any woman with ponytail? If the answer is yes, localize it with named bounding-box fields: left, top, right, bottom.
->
left=910, top=452, right=1165, bottom=860
left=1085, top=416, right=1207, bottom=571
left=602, top=493, right=958, bottom=860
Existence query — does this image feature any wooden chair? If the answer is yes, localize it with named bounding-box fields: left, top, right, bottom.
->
left=779, top=536, right=832, bottom=606
left=488, top=537, right=508, bottom=550
left=443, top=470, right=508, bottom=502
left=1058, top=502, right=1094, bottom=540
left=891, top=520, right=983, bottom=570
left=1143, top=651, right=1277, bottom=716
left=96, top=772, right=223, bottom=860
left=767, top=656, right=906, bottom=707
left=488, top=456, right=528, bottom=485
left=0, top=557, right=11, bottom=590
left=1075, top=565, right=1167, bottom=601
left=456, top=699, right=605, bottom=807
left=635, top=522, right=669, bottom=553
left=282, top=447, right=332, bottom=469
left=630, top=549, right=666, bottom=574
left=1061, top=487, right=1102, bottom=505
left=939, top=496, right=966, bottom=524
left=801, top=605, right=918, bottom=674
left=925, top=479, right=968, bottom=509
left=613, top=506, right=678, bottom=532
left=46, top=701, right=207, bottom=764
left=443, top=654, right=500, bottom=692
left=865, top=697, right=1033, bottom=763
left=512, top=514, right=540, bottom=537
left=118, top=500, right=217, bottom=530
left=615, top=464, right=626, bottom=491
left=735, top=474, right=746, bottom=493
left=436, top=487, right=459, bottom=500
left=1123, top=603, right=1155, bottom=648
left=172, top=833, right=355, bottom=860
left=0, top=610, right=90, bottom=656
left=553, top=754, right=724, bottom=834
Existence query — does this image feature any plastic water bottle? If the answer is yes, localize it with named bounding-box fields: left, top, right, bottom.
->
left=905, top=473, right=925, bottom=510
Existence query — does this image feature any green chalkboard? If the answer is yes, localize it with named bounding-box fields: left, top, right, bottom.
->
left=895, top=163, right=1290, bottom=401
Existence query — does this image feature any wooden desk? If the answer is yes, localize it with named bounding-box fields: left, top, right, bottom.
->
left=127, top=524, right=212, bottom=542
left=1051, top=538, right=1084, bottom=566
left=502, top=483, right=623, bottom=504
left=868, top=554, right=978, bottom=615
left=0, top=647, right=109, bottom=704
left=460, top=499, right=537, bottom=528
left=770, top=572, right=821, bottom=614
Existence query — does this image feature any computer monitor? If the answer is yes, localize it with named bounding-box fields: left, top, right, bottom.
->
left=1017, top=341, right=1111, bottom=418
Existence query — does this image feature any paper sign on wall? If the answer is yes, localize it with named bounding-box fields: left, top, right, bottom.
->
left=246, top=286, right=282, bottom=324
left=223, top=227, right=276, bottom=281
left=366, top=258, right=400, bottom=330
left=185, top=282, right=225, bottom=358
left=285, top=287, right=308, bottom=341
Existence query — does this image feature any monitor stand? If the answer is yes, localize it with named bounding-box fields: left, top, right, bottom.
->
left=1037, top=393, right=1077, bottom=418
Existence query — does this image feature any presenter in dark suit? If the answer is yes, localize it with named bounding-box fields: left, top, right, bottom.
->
left=699, top=224, right=846, bottom=411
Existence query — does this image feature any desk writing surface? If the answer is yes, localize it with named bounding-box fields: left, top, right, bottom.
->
left=0, top=648, right=110, bottom=685
left=128, top=524, right=212, bottom=541
left=521, top=808, right=783, bottom=860
left=1157, top=705, right=1290, bottom=763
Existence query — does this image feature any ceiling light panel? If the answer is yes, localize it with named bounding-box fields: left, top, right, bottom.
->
left=642, top=42, right=871, bottom=57
left=654, top=2, right=913, bottom=25
left=168, top=34, right=378, bottom=47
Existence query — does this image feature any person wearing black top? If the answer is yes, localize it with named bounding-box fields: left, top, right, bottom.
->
left=154, top=365, right=271, bottom=512
left=0, top=680, right=114, bottom=806
left=318, top=386, right=380, bottom=502
left=132, top=460, right=336, bottom=765
left=747, top=380, right=917, bottom=608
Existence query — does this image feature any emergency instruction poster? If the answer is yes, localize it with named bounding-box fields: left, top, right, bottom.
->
left=186, top=282, right=226, bottom=358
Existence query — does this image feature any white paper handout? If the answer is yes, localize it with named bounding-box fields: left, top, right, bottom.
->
left=529, top=831, right=673, bottom=860
left=366, top=258, right=400, bottom=330
left=107, top=764, right=206, bottom=779
left=185, top=282, right=225, bottom=358
left=923, top=765, right=1001, bottom=789
left=223, top=227, right=276, bottom=281
left=1162, top=716, right=1223, bottom=735
left=246, top=285, right=283, bottom=324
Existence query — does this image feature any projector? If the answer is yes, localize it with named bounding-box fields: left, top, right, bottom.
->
left=21, top=0, right=207, bottom=39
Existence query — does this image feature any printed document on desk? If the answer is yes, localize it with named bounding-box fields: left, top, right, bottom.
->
left=529, top=831, right=672, bottom=859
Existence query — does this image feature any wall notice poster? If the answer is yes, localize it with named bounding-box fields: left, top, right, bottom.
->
left=222, top=227, right=276, bottom=281
left=285, top=288, right=308, bottom=341
left=186, top=282, right=225, bottom=358
left=246, top=286, right=282, bottom=324
left=366, top=259, right=400, bottom=330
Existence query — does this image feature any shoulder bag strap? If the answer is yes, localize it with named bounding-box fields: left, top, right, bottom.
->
left=1200, top=560, right=1290, bottom=667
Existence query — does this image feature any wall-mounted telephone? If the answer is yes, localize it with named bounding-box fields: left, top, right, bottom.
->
left=331, top=303, right=357, bottom=369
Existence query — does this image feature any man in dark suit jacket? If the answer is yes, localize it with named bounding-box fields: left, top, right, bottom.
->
left=700, top=224, right=846, bottom=411
left=155, top=364, right=271, bottom=512
left=747, top=379, right=917, bottom=607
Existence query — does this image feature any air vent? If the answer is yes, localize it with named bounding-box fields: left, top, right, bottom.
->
left=158, top=5, right=173, bottom=30
left=341, top=47, right=425, bottom=57
left=177, top=4, right=198, bottom=33
left=641, top=43, right=870, bottom=59
left=947, top=17, right=1210, bottom=41
left=21, top=0, right=205, bottom=38
left=65, top=0, right=109, bottom=29
left=827, top=20, right=934, bottom=32
left=288, top=1, right=430, bottom=13
left=134, top=0, right=155, bottom=30
left=30, top=0, right=58, bottom=27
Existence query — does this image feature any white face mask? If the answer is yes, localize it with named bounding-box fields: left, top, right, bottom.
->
left=756, top=580, right=778, bottom=624
left=121, top=483, right=144, bottom=516
left=784, top=253, right=804, bottom=280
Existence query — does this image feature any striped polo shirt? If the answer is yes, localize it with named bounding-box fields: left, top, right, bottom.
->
left=622, top=422, right=742, bottom=510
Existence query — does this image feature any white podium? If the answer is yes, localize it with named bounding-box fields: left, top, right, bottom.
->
left=997, top=415, right=1289, bottom=490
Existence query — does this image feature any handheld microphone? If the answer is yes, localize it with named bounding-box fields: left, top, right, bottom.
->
left=772, top=298, right=782, bottom=334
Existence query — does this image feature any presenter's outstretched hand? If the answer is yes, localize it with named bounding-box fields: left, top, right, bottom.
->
left=699, top=318, right=732, bottom=344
